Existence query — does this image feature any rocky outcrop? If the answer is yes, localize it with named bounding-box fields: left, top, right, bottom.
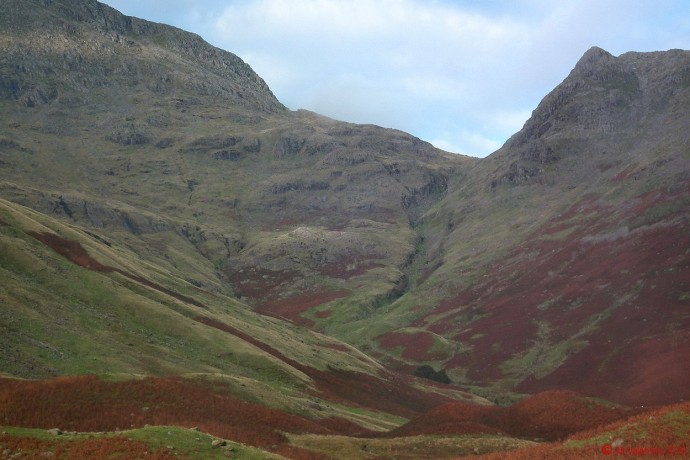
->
left=401, top=173, right=450, bottom=224
left=0, top=0, right=286, bottom=113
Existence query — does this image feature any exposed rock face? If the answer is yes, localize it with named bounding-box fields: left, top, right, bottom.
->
left=0, top=0, right=285, bottom=113
left=211, top=439, right=226, bottom=448
left=492, top=46, right=690, bottom=186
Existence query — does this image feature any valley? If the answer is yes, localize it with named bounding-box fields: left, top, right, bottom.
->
left=0, top=0, right=688, bottom=458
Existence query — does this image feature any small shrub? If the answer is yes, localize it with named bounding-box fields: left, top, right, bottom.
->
left=413, top=365, right=451, bottom=384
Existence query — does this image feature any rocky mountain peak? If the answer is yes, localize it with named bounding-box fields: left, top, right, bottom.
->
left=490, top=47, right=690, bottom=186
left=572, top=46, right=615, bottom=75
left=0, top=0, right=285, bottom=113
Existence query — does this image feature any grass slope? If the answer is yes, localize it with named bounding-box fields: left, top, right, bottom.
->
left=0, top=425, right=282, bottom=460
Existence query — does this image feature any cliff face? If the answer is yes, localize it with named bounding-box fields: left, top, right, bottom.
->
left=0, top=0, right=285, bottom=112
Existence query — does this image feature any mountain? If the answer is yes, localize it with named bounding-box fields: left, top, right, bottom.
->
left=364, top=45, right=690, bottom=406
left=1, top=0, right=689, bottom=458
left=0, top=0, right=470, bottom=327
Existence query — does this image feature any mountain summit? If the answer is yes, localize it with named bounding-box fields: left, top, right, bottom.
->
left=494, top=46, right=690, bottom=186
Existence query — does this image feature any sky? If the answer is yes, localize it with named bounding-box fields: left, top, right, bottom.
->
left=103, top=0, right=690, bottom=157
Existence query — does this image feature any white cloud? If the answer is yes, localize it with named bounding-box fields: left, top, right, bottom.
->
left=208, top=0, right=536, bottom=157
left=431, top=132, right=502, bottom=158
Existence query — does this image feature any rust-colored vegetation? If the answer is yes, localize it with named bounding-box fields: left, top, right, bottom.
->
left=29, top=231, right=113, bottom=273
left=386, top=390, right=636, bottom=441
left=255, top=289, right=350, bottom=326
left=377, top=331, right=440, bottom=361
left=476, top=401, right=690, bottom=460
left=567, top=401, right=690, bottom=446
left=0, top=375, right=331, bottom=456
left=1, top=376, right=686, bottom=460
left=222, top=266, right=298, bottom=301
left=28, top=231, right=207, bottom=309
left=384, top=401, right=502, bottom=438
left=424, top=185, right=690, bottom=406
left=497, top=390, right=637, bottom=440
